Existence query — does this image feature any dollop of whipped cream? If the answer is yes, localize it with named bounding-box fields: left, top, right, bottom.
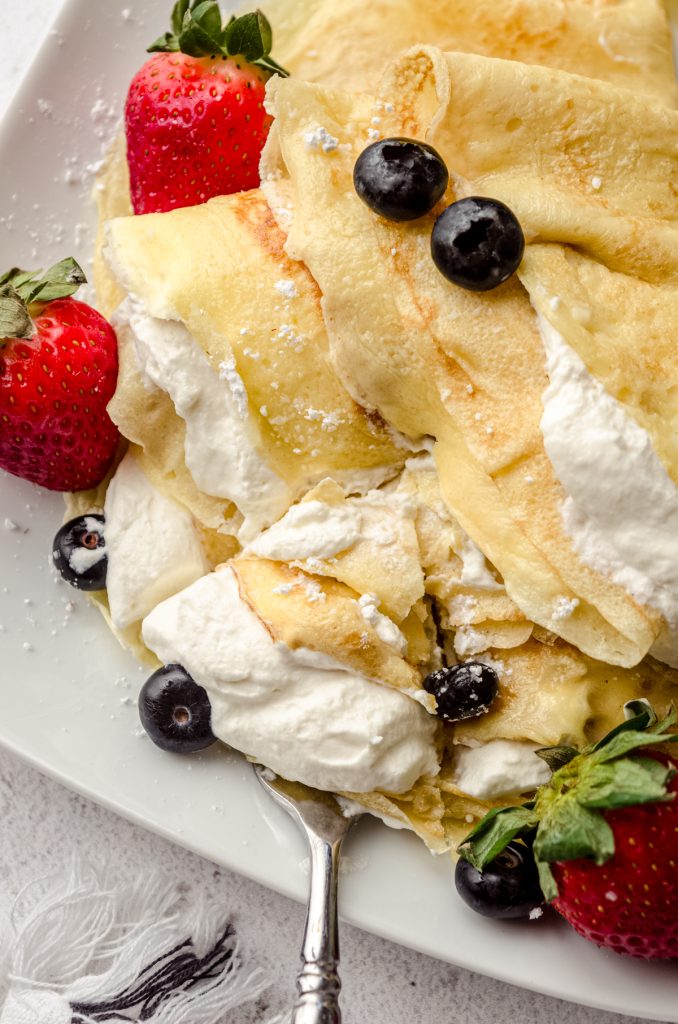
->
left=104, top=453, right=209, bottom=631
left=538, top=311, right=678, bottom=666
left=115, top=297, right=291, bottom=542
left=247, top=500, right=363, bottom=560
left=452, top=740, right=551, bottom=800
left=248, top=487, right=418, bottom=564
left=141, top=567, right=438, bottom=793
left=356, top=593, right=407, bottom=655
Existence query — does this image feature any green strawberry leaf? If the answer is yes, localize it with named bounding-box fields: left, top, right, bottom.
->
left=534, top=793, right=615, bottom=865
left=624, top=698, right=656, bottom=724
left=576, top=755, right=675, bottom=810
left=147, top=31, right=180, bottom=53
left=147, top=3, right=287, bottom=73
left=223, top=11, right=268, bottom=62
left=589, top=709, right=678, bottom=766
left=22, top=258, right=86, bottom=305
left=7, top=270, right=40, bottom=292
left=251, top=53, right=288, bottom=76
left=190, top=0, right=223, bottom=38
left=0, top=268, right=28, bottom=288
left=535, top=745, right=579, bottom=772
left=537, top=859, right=558, bottom=902
left=457, top=804, right=538, bottom=870
left=589, top=701, right=657, bottom=753
left=0, top=284, right=35, bottom=340
left=178, top=19, right=222, bottom=58
left=172, top=0, right=191, bottom=36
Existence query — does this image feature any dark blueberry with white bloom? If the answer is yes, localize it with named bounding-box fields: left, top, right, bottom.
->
left=455, top=841, right=544, bottom=919
left=139, top=664, right=216, bottom=753
left=422, top=662, right=498, bottom=721
left=52, top=514, right=107, bottom=591
left=430, top=196, right=524, bottom=291
left=353, top=138, right=449, bottom=222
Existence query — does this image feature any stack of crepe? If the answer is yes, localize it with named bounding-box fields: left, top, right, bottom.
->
left=76, top=0, right=678, bottom=853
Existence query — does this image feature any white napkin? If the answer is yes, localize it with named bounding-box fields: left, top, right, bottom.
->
left=0, top=860, right=269, bottom=1024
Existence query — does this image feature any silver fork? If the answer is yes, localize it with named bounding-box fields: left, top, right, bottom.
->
left=254, top=764, right=362, bottom=1024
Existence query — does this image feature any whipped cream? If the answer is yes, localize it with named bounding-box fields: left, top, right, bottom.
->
left=247, top=500, right=363, bottom=560
left=248, top=488, right=418, bottom=564
left=115, top=297, right=291, bottom=542
left=458, top=532, right=502, bottom=590
left=104, top=453, right=209, bottom=631
left=452, top=740, right=551, bottom=800
left=356, top=593, right=407, bottom=655
left=538, top=312, right=678, bottom=666
left=141, top=567, right=438, bottom=793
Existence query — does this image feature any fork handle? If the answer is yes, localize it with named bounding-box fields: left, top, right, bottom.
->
left=292, top=831, right=343, bottom=1024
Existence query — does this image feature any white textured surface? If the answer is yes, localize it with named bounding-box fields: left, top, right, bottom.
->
left=0, top=2, right=649, bottom=1022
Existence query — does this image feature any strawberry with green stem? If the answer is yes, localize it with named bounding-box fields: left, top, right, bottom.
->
left=0, top=259, right=119, bottom=492
left=458, top=701, right=678, bottom=959
left=125, top=2, right=288, bottom=215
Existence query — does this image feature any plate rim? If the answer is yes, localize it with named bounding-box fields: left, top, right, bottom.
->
left=0, top=3, right=676, bottom=1020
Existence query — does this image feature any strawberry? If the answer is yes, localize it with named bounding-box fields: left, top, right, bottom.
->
left=125, top=3, right=288, bottom=215
left=458, top=701, right=678, bottom=959
left=0, top=259, right=119, bottom=492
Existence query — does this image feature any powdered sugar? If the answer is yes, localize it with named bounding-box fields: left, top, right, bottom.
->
left=303, top=125, right=339, bottom=153
left=274, top=279, right=298, bottom=299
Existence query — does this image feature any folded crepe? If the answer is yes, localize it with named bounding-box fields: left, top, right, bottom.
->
left=258, top=0, right=678, bottom=102
left=104, top=190, right=409, bottom=541
left=78, top=1, right=678, bottom=852
left=94, top=0, right=678, bottom=313
left=261, top=43, right=678, bottom=668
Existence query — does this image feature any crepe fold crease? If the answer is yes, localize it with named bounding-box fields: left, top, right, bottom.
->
left=83, top=0, right=678, bottom=850
left=103, top=190, right=409, bottom=540
left=261, top=43, right=678, bottom=669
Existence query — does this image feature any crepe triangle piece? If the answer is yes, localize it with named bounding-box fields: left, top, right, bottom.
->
left=254, top=0, right=678, bottom=102
left=262, top=60, right=672, bottom=668
left=233, top=556, right=427, bottom=694
left=104, top=190, right=409, bottom=541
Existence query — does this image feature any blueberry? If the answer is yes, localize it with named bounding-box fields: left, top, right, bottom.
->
left=455, top=842, right=543, bottom=919
left=423, top=662, right=498, bottom=721
left=431, top=197, right=524, bottom=291
left=139, top=664, right=216, bottom=754
left=353, top=138, right=448, bottom=222
left=52, top=514, right=107, bottom=591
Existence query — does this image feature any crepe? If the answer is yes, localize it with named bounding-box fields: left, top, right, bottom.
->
left=94, top=0, right=678, bottom=313
left=233, top=556, right=430, bottom=704
left=258, top=0, right=678, bottom=102
left=93, top=134, right=132, bottom=319
left=104, top=190, right=408, bottom=539
left=261, top=47, right=678, bottom=667
left=75, top=1, right=678, bottom=853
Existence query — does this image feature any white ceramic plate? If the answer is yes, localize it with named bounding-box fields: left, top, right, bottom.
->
left=1, top=2, right=677, bottom=1019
